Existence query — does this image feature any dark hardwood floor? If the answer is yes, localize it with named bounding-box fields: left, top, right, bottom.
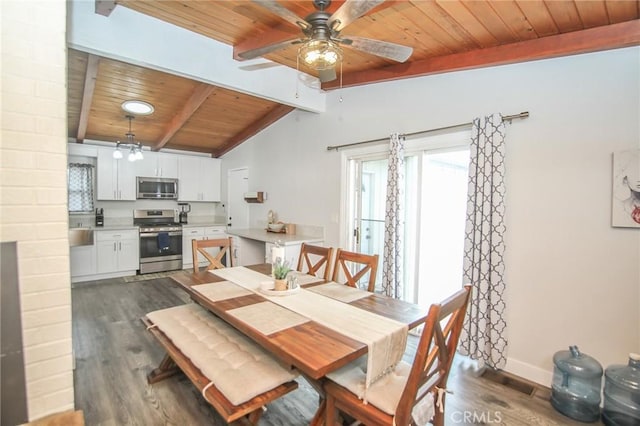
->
left=72, top=276, right=600, bottom=425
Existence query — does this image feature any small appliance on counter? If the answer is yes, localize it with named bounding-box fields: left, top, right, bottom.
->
left=95, top=208, right=104, bottom=227
left=178, top=203, right=191, bottom=224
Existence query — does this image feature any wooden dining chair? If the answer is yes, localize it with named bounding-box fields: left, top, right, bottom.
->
left=192, top=237, right=233, bottom=272
left=296, top=243, right=334, bottom=280
left=324, top=285, right=472, bottom=426
left=331, top=249, right=379, bottom=292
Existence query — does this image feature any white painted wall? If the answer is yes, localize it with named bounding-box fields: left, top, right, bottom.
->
left=221, top=47, right=640, bottom=385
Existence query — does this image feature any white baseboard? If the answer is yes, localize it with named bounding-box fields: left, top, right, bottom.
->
left=505, top=357, right=553, bottom=387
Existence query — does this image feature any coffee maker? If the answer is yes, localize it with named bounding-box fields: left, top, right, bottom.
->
left=95, top=208, right=104, bottom=227
left=178, top=203, right=190, bottom=224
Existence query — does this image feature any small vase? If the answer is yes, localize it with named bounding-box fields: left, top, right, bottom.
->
left=274, top=279, right=287, bottom=291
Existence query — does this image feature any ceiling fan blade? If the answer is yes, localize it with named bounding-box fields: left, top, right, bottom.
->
left=318, top=68, right=337, bottom=83
left=340, top=36, right=413, bottom=62
left=252, top=0, right=310, bottom=31
left=328, top=0, right=385, bottom=32
left=237, top=38, right=302, bottom=60
left=238, top=62, right=282, bottom=71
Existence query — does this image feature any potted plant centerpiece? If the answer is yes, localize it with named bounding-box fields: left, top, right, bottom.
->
left=272, top=258, right=291, bottom=291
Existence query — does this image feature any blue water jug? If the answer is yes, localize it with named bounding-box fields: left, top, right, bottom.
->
left=551, top=345, right=603, bottom=422
left=602, top=353, right=640, bottom=425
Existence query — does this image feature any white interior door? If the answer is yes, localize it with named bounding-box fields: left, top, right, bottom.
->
left=227, top=168, right=249, bottom=230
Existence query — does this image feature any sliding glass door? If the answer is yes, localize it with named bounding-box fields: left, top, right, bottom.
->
left=345, top=133, right=470, bottom=306
left=351, top=157, right=387, bottom=289
left=416, top=149, right=469, bottom=306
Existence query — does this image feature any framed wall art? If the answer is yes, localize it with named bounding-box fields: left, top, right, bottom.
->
left=612, top=149, right=640, bottom=228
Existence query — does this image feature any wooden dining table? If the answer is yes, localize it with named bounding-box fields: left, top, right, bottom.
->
left=170, top=264, right=429, bottom=424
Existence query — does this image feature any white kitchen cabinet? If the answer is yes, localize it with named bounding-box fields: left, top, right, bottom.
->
left=182, top=225, right=228, bottom=269
left=68, top=143, right=98, bottom=157
left=265, top=242, right=303, bottom=269
left=178, top=156, right=221, bottom=202
left=96, top=230, right=139, bottom=274
left=96, top=147, right=136, bottom=200
left=205, top=226, right=227, bottom=239
left=135, top=151, right=178, bottom=178
left=70, top=245, right=96, bottom=280
left=182, top=227, right=204, bottom=269
left=233, top=236, right=266, bottom=266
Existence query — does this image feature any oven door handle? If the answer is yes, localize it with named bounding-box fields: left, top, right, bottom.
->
left=140, top=232, right=183, bottom=238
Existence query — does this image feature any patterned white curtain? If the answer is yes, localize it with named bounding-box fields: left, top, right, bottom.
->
left=68, top=163, right=95, bottom=212
left=459, top=113, right=508, bottom=369
left=382, top=133, right=404, bottom=299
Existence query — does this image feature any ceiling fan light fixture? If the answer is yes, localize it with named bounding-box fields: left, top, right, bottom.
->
left=298, top=39, right=342, bottom=70
left=121, top=100, right=155, bottom=116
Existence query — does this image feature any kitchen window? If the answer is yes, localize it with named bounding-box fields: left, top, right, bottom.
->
left=68, top=163, right=95, bottom=213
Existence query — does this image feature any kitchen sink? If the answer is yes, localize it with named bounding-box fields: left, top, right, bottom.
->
left=69, top=228, right=94, bottom=247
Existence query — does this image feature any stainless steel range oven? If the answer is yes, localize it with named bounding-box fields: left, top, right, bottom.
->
left=134, top=209, right=182, bottom=274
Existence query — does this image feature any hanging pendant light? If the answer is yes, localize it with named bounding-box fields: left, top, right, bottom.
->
left=113, top=142, right=123, bottom=159
left=113, top=115, right=144, bottom=161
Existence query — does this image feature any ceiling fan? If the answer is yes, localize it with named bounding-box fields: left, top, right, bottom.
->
left=238, top=0, right=413, bottom=83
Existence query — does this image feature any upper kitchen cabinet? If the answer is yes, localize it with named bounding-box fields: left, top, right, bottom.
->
left=135, top=151, right=178, bottom=179
left=178, top=156, right=221, bottom=202
left=96, top=147, right=136, bottom=200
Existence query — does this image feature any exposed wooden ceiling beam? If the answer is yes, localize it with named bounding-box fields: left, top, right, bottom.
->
left=322, top=19, right=640, bottom=90
left=76, top=54, right=99, bottom=143
left=214, top=104, right=295, bottom=157
left=95, top=0, right=116, bottom=17
left=153, top=83, right=216, bottom=151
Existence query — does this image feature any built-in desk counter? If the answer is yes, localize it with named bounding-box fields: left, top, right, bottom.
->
left=226, top=228, right=324, bottom=266
left=226, top=228, right=323, bottom=246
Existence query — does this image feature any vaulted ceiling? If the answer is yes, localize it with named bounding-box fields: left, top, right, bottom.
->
left=68, top=0, right=640, bottom=157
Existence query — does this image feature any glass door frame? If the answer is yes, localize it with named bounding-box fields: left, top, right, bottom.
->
left=339, top=130, right=472, bottom=303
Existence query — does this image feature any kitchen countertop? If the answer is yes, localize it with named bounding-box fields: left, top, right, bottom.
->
left=70, top=224, right=139, bottom=231
left=181, top=222, right=227, bottom=228
left=226, top=228, right=323, bottom=246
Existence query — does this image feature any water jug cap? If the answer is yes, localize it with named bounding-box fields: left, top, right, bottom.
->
left=630, top=353, right=640, bottom=361
left=554, top=345, right=603, bottom=377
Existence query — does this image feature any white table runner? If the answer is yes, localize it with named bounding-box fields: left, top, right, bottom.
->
left=307, top=282, right=371, bottom=303
left=212, top=267, right=408, bottom=393
left=288, top=270, right=324, bottom=286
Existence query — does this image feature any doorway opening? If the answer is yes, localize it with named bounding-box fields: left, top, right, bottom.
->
left=343, top=130, right=470, bottom=306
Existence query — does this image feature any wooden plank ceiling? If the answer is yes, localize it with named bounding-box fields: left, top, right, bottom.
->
left=69, top=0, right=640, bottom=156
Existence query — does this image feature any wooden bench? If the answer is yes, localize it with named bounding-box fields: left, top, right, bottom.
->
left=142, top=304, right=298, bottom=425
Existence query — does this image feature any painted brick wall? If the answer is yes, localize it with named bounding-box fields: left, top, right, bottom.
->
left=0, top=0, right=74, bottom=420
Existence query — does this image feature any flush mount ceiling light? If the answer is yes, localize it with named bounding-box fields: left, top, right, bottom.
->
left=113, top=115, right=144, bottom=162
left=121, top=100, right=154, bottom=116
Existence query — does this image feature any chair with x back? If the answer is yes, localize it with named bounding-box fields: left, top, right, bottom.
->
left=296, top=243, right=334, bottom=280
left=331, top=248, right=379, bottom=292
left=192, top=237, right=233, bottom=272
left=324, top=285, right=472, bottom=426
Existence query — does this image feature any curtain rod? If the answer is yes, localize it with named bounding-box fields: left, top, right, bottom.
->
left=326, top=111, right=529, bottom=151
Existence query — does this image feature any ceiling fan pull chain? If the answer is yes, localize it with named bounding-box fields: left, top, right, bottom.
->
left=295, top=54, right=300, bottom=99
left=339, top=60, right=343, bottom=103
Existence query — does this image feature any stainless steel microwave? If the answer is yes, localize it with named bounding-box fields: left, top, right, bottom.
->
left=137, top=177, right=178, bottom=200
